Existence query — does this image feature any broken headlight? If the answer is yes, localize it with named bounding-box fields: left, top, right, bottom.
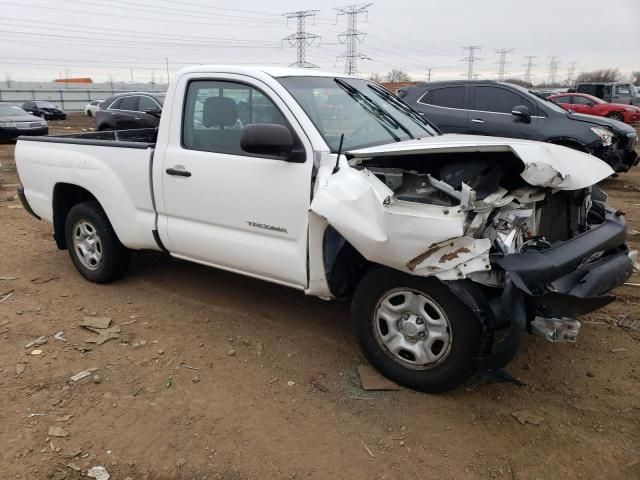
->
left=591, top=126, right=614, bottom=147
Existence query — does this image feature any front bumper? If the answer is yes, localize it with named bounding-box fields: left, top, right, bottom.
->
left=590, top=134, right=639, bottom=173
left=0, top=126, right=48, bottom=140
left=493, top=207, right=632, bottom=318
left=45, top=113, right=66, bottom=120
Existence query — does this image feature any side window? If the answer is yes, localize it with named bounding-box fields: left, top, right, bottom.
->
left=615, top=85, right=631, bottom=96
left=552, top=95, right=570, bottom=104
left=473, top=86, right=534, bottom=114
left=138, top=96, right=159, bottom=112
left=182, top=80, right=290, bottom=156
left=419, top=86, right=465, bottom=109
left=108, top=98, right=122, bottom=110
left=24, top=102, right=34, bottom=109
left=573, top=96, right=592, bottom=105
left=119, top=96, right=139, bottom=111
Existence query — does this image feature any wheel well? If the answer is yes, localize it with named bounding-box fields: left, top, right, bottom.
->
left=548, top=138, right=588, bottom=152
left=52, top=183, right=98, bottom=250
left=323, top=226, right=371, bottom=298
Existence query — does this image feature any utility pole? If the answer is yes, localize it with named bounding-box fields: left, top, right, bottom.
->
left=461, top=46, right=482, bottom=80
left=130, top=67, right=134, bottom=84
left=566, top=61, right=577, bottom=86
left=547, top=56, right=560, bottom=85
left=426, top=67, right=432, bottom=82
left=495, top=48, right=513, bottom=81
left=165, top=58, right=170, bottom=83
left=523, top=56, right=536, bottom=85
left=283, top=10, right=320, bottom=68
left=335, top=3, right=372, bottom=75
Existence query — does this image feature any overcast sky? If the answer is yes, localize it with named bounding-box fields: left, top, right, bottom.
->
left=0, top=0, right=638, bottom=84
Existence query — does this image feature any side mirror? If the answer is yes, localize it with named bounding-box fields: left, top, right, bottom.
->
left=145, top=107, right=162, bottom=118
left=511, top=105, right=531, bottom=122
left=241, top=123, right=294, bottom=159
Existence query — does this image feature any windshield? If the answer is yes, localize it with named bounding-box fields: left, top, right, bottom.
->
left=528, top=90, right=567, bottom=114
left=0, top=105, right=28, bottom=116
left=35, top=101, right=56, bottom=108
left=278, top=76, right=437, bottom=152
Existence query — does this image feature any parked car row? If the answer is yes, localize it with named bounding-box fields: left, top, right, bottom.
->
left=0, top=102, right=48, bottom=141
left=549, top=93, right=640, bottom=124
left=398, top=80, right=638, bottom=172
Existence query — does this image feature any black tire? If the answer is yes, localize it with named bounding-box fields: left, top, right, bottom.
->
left=86, top=110, right=92, bottom=118
left=606, top=112, right=624, bottom=123
left=351, top=267, right=482, bottom=393
left=64, top=201, right=130, bottom=283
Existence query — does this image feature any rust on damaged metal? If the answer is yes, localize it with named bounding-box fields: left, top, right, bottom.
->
left=406, top=239, right=456, bottom=271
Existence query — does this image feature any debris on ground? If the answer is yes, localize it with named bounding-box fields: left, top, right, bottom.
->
left=176, top=458, right=186, bottom=468
left=54, top=331, right=67, bottom=342
left=87, top=466, right=110, bottom=480
left=66, top=463, right=81, bottom=472
left=85, top=326, right=121, bottom=345
left=360, top=438, right=375, bottom=458
left=80, top=316, right=112, bottom=329
left=511, top=410, right=544, bottom=426
left=177, top=362, right=200, bottom=371
left=357, top=365, right=400, bottom=391
left=93, top=374, right=103, bottom=384
left=611, top=347, right=627, bottom=353
left=15, top=363, right=26, bottom=376
left=48, top=425, right=69, bottom=437
left=55, top=414, right=73, bottom=422
left=228, top=348, right=236, bottom=356
left=30, top=349, right=42, bottom=356
left=0, top=275, right=18, bottom=280
left=24, top=336, right=47, bottom=348
left=31, top=275, right=60, bottom=284
left=310, top=373, right=330, bottom=393
left=0, top=289, right=14, bottom=303
left=70, top=367, right=98, bottom=382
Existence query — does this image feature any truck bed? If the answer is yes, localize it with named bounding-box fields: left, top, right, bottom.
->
left=18, top=127, right=157, bottom=149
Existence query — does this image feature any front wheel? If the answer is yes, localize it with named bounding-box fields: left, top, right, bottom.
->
left=351, top=267, right=482, bottom=393
left=64, top=201, right=130, bottom=283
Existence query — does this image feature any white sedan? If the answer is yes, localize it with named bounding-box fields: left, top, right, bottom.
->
left=84, top=100, right=103, bottom=117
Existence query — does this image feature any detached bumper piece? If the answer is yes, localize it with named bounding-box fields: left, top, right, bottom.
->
left=493, top=207, right=631, bottom=315
left=594, top=142, right=639, bottom=173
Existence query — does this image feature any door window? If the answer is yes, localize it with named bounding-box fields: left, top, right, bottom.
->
left=552, top=95, right=571, bottom=104
left=419, top=86, right=465, bottom=109
left=108, top=98, right=122, bottom=110
left=573, top=96, right=593, bottom=105
left=615, top=85, right=631, bottom=96
left=119, top=96, right=139, bottom=111
left=182, top=80, right=290, bottom=156
left=138, top=96, right=159, bottom=112
left=473, top=86, right=534, bottom=114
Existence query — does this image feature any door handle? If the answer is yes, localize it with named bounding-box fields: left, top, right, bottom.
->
left=471, top=118, right=486, bottom=124
left=166, top=167, right=192, bottom=177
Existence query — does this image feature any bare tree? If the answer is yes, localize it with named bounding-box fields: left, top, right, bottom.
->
left=632, top=70, right=640, bottom=85
left=575, top=68, right=621, bottom=84
left=368, top=72, right=383, bottom=82
left=384, top=69, right=411, bottom=82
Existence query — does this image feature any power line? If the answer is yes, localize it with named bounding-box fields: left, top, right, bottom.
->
left=426, top=67, right=432, bottom=82
left=495, top=48, right=513, bottom=81
left=283, top=10, right=320, bottom=68
left=547, top=55, right=561, bottom=85
left=523, top=56, right=536, bottom=84
left=566, top=61, right=578, bottom=86
left=335, top=3, right=372, bottom=75
left=461, top=46, right=482, bottom=80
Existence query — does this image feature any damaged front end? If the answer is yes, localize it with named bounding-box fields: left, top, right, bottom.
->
left=311, top=138, right=633, bottom=369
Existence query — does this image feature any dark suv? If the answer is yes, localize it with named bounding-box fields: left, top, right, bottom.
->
left=399, top=80, right=638, bottom=172
left=575, top=82, right=639, bottom=105
left=95, top=92, right=165, bottom=131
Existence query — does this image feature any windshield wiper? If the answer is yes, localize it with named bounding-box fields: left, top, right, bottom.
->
left=334, top=78, right=413, bottom=141
left=367, top=84, right=438, bottom=133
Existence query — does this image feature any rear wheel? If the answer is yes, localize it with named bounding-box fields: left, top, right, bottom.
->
left=64, top=201, right=130, bottom=283
left=86, top=110, right=93, bottom=118
left=606, top=112, right=624, bottom=122
left=351, top=267, right=482, bottom=393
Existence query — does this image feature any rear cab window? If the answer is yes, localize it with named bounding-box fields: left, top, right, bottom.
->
left=418, top=86, right=466, bottom=109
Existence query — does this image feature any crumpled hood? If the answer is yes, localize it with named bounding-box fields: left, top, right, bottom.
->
left=567, top=112, right=635, bottom=133
left=347, top=134, right=613, bottom=190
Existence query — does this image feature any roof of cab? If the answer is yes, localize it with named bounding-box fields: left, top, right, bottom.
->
left=175, top=65, right=356, bottom=79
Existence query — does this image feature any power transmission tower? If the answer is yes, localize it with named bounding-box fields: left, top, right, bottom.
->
left=335, top=4, right=372, bottom=75
left=566, top=61, right=578, bottom=86
left=523, top=56, right=536, bottom=85
left=495, top=48, right=513, bottom=81
left=461, top=46, right=482, bottom=80
left=283, top=10, right=321, bottom=68
left=547, top=56, right=560, bottom=85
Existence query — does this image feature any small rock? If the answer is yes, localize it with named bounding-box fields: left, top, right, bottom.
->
left=287, top=380, right=296, bottom=386
left=15, top=364, right=26, bottom=376
left=228, top=349, right=236, bottom=357
left=242, top=339, right=251, bottom=346
left=176, top=458, right=186, bottom=468
left=586, top=371, right=595, bottom=378
left=523, top=363, right=531, bottom=371
left=30, top=349, right=43, bottom=356
left=157, top=349, right=164, bottom=355
left=87, top=466, right=110, bottom=480
left=511, top=410, right=544, bottom=426
left=610, top=347, right=627, bottom=353
left=93, top=374, right=102, bottom=384
left=192, top=376, right=200, bottom=383
left=48, top=425, right=69, bottom=437
left=55, top=415, right=73, bottom=423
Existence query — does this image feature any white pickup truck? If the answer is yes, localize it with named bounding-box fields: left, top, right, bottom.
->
left=16, top=66, right=634, bottom=392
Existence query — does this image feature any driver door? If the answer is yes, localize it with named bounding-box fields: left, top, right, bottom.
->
left=156, top=77, right=313, bottom=288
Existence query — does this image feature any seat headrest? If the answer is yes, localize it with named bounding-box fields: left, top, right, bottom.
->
left=203, top=97, right=238, bottom=128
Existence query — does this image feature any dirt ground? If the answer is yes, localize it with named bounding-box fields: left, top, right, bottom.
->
left=0, top=113, right=638, bottom=480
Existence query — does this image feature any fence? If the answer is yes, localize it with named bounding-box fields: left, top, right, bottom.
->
left=0, top=84, right=167, bottom=111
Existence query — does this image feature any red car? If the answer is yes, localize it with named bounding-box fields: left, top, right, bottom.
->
left=549, top=93, right=640, bottom=124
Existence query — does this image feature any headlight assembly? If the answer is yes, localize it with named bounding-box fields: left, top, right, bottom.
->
left=591, top=126, right=614, bottom=147
left=0, top=122, right=16, bottom=128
